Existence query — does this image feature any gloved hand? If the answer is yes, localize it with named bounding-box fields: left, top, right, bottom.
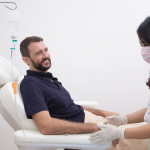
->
left=90, top=124, right=125, bottom=144
left=103, top=115, right=128, bottom=127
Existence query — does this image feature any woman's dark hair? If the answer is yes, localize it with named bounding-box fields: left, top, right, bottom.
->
left=137, top=17, right=150, bottom=89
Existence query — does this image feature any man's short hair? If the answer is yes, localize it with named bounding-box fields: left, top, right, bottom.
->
left=20, top=36, right=43, bottom=57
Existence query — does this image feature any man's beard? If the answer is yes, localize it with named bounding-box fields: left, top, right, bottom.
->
left=30, top=57, right=51, bottom=71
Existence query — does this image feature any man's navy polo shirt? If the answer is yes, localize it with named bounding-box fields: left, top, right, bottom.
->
left=20, top=70, right=85, bottom=122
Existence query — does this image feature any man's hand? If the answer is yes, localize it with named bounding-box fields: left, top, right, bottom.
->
left=82, top=106, right=120, bottom=117
left=102, top=110, right=120, bottom=117
left=112, top=139, right=119, bottom=147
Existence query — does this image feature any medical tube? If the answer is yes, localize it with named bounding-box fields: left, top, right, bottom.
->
left=12, top=83, right=30, bottom=150
left=10, top=39, right=17, bottom=59
left=11, top=52, right=15, bottom=78
left=10, top=39, right=16, bottom=77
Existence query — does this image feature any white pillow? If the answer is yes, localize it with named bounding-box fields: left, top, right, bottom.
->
left=0, top=56, right=19, bottom=86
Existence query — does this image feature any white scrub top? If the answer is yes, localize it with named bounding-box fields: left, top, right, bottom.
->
left=144, top=99, right=150, bottom=123
left=144, top=99, right=150, bottom=150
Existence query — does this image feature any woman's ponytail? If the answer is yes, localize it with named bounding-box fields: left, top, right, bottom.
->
left=146, top=78, right=150, bottom=89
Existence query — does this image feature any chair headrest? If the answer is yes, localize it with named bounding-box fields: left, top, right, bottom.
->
left=0, top=56, right=19, bottom=86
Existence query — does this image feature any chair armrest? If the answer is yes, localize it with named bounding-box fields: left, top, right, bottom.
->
left=0, top=93, right=2, bottom=114
left=14, top=130, right=112, bottom=150
left=0, top=102, right=1, bottom=114
left=74, top=101, right=99, bottom=109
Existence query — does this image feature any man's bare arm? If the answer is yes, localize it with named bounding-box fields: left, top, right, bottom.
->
left=82, top=106, right=120, bottom=117
left=32, top=111, right=100, bottom=135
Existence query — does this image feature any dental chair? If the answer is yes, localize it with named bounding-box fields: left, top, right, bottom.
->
left=0, top=55, right=112, bottom=150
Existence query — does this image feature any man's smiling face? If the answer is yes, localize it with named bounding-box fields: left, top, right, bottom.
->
left=23, top=41, right=51, bottom=72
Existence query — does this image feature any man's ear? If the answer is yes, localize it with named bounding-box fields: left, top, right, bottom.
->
left=22, top=57, right=30, bottom=66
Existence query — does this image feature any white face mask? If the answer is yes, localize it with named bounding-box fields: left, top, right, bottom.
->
left=141, top=46, right=150, bottom=64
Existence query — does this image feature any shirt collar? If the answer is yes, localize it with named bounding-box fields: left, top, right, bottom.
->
left=26, top=70, right=54, bottom=80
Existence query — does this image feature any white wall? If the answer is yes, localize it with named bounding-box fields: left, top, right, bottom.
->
left=1, top=0, right=150, bottom=149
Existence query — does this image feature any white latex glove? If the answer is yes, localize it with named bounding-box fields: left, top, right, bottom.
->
left=103, top=115, right=128, bottom=127
left=90, top=124, right=125, bottom=144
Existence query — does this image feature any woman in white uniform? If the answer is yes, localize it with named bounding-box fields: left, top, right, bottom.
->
left=90, top=17, right=150, bottom=148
